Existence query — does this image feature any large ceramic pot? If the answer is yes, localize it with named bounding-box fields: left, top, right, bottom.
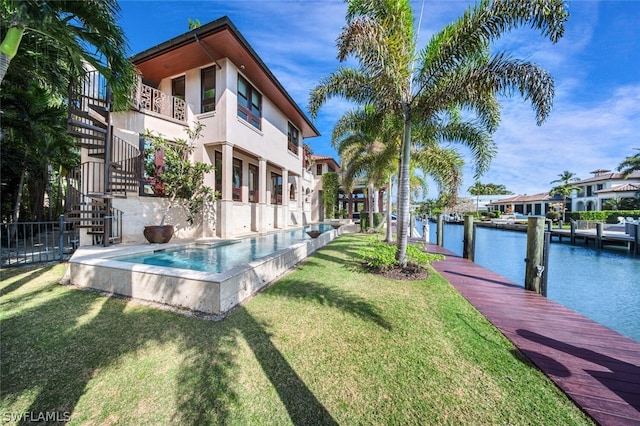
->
left=143, top=225, right=174, bottom=244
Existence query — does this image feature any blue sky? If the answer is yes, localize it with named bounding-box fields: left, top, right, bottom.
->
left=118, top=0, right=640, bottom=198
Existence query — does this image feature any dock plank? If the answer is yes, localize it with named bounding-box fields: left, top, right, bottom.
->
left=426, top=243, right=640, bottom=425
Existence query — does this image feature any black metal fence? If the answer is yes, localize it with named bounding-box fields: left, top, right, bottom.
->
left=0, top=216, right=79, bottom=268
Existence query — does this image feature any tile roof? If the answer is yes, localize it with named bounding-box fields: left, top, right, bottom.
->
left=596, top=183, right=640, bottom=194
left=487, top=192, right=553, bottom=205
left=574, top=171, right=640, bottom=184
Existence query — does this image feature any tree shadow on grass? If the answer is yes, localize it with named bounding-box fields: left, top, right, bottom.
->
left=0, top=264, right=53, bottom=296
left=264, top=279, right=392, bottom=331
left=1, top=268, right=347, bottom=424
left=0, top=281, right=241, bottom=425
left=238, top=310, right=339, bottom=425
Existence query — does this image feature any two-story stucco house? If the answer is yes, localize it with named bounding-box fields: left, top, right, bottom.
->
left=67, top=17, right=320, bottom=245
left=571, top=169, right=640, bottom=211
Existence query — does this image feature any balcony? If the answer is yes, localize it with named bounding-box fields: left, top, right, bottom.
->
left=132, top=81, right=187, bottom=123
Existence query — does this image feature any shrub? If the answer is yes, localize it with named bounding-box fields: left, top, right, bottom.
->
left=546, top=211, right=559, bottom=221
left=356, top=238, right=444, bottom=271
left=373, top=212, right=384, bottom=227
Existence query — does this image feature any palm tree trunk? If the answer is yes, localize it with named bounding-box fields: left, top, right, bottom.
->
left=368, top=183, right=375, bottom=231
left=0, top=26, right=25, bottom=84
left=385, top=176, right=393, bottom=243
left=396, top=108, right=412, bottom=267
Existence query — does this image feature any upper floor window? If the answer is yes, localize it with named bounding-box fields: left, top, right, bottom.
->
left=201, top=66, right=216, bottom=113
left=316, top=164, right=322, bottom=176
left=172, top=76, right=185, bottom=100
left=237, top=75, right=262, bottom=129
left=288, top=123, right=299, bottom=154
left=586, top=186, right=593, bottom=197
left=172, top=76, right=185, bottom=118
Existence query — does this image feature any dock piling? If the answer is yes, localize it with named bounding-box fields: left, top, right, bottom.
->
left=463, top=215, right=474, bottom=261
left=436, top=214, right=444, bottom=247
left=525, top=217, right=546, bottom=294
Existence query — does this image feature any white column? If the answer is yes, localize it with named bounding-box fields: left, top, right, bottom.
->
left=218, top=142, right=234, bottom=238
left=258, top=157, right=267, bottom=232
left=282, top=168, right=289, bottom=228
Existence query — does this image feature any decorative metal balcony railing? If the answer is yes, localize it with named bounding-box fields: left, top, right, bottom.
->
left=132, top=80, right=187, bottom=123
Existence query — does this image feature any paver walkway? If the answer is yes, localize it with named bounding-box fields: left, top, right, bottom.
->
left=425, top=243, right=640, bottom=425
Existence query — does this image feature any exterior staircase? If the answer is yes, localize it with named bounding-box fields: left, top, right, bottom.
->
left=66, top=71, right=140, bottom=246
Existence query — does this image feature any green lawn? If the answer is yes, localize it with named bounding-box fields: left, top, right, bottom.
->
left=0, top=234, right=592, bottom=425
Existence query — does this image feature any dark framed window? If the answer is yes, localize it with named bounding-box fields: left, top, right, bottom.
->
left=316, top=164, right=322, bottom=176
left=172, top=76, right=185, bottom=100
left=289, top=182, right=296, bottom=200
left=237, top=74, right=262, bottom=129
left=201, top=66, right=216, bottom=113
left=214, top=151, right=222, bottom=195
left=172, top=75, right=185, bottom=117
left=249, top=164, right=259, bottom=203
left=271, top=172, right=282, bottom=205
left=140, top=136, right=165, bottom=196
left=287, top=122, right=299, bottom=154
left=233, top=158, right=242, bottom=201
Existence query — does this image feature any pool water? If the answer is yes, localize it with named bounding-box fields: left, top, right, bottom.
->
left=115, top=225, right=333, bottom=273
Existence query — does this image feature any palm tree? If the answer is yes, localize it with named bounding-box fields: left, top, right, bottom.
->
left=309, top=0, right=568, bottom=266
left=618, top=149, right=640, bottom=177
left=333, top=107, right=398, bottom=236
left=549, top=171, right=581, bottom=221
left=0, top=0, right=135, bottom=107
left=468, top=181, right=487, bottom=211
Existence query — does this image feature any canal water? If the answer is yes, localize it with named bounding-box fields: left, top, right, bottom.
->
left=418, top=221, right=640, bottom=343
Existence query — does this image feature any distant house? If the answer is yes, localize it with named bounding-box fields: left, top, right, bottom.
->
left=486, top=192, right=564, bottom=216
left=309, top=155, right=340, bottom=222
left=67, top=16, right=320, bottom=245
left=310, top=155, right=386, bottom=221
left=471, top=194, right=515, bottom=211
left=571, top=170, right=640, bottom=211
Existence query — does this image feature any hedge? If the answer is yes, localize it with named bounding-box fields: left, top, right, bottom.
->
left=568, top=210, right=640, bottom=223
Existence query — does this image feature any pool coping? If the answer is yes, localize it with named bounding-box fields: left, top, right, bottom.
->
left=68, top=225, right=344, bottom=316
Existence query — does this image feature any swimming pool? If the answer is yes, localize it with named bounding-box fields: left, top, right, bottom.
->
left=67, top=223, right=344, bottom=316
left=114, top=224, right=334, bottom=273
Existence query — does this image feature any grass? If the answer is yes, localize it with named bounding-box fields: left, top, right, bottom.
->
left=0, top=234, right=593, bottom=425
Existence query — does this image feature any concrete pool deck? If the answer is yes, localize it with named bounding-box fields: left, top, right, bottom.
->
left=68, top=225, right=352, bottom=316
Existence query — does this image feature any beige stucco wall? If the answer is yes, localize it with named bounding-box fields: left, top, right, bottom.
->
left=95, top=56, right=317, bottom=244
left=111, top=197, right=217, bottom=244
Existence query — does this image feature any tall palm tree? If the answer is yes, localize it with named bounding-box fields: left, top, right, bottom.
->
left=618, top=149, right=640, bottom=177
left=333, top=107, right=397, bottom=235
left=549, top=171, right=581, bottom=221
left=0, top=0, right=135, bottom=107
left=309, top=0, right=568, bottom=266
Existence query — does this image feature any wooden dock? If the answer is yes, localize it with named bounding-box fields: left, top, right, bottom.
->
left=425, top=243, right=640, bottom=425
left=550, top=228, right=638, bottom=253
left=473, top=221, right=639, bottom=254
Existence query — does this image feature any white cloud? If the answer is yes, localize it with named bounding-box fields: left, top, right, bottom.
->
left=456, top=84, right=640, bottom=197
